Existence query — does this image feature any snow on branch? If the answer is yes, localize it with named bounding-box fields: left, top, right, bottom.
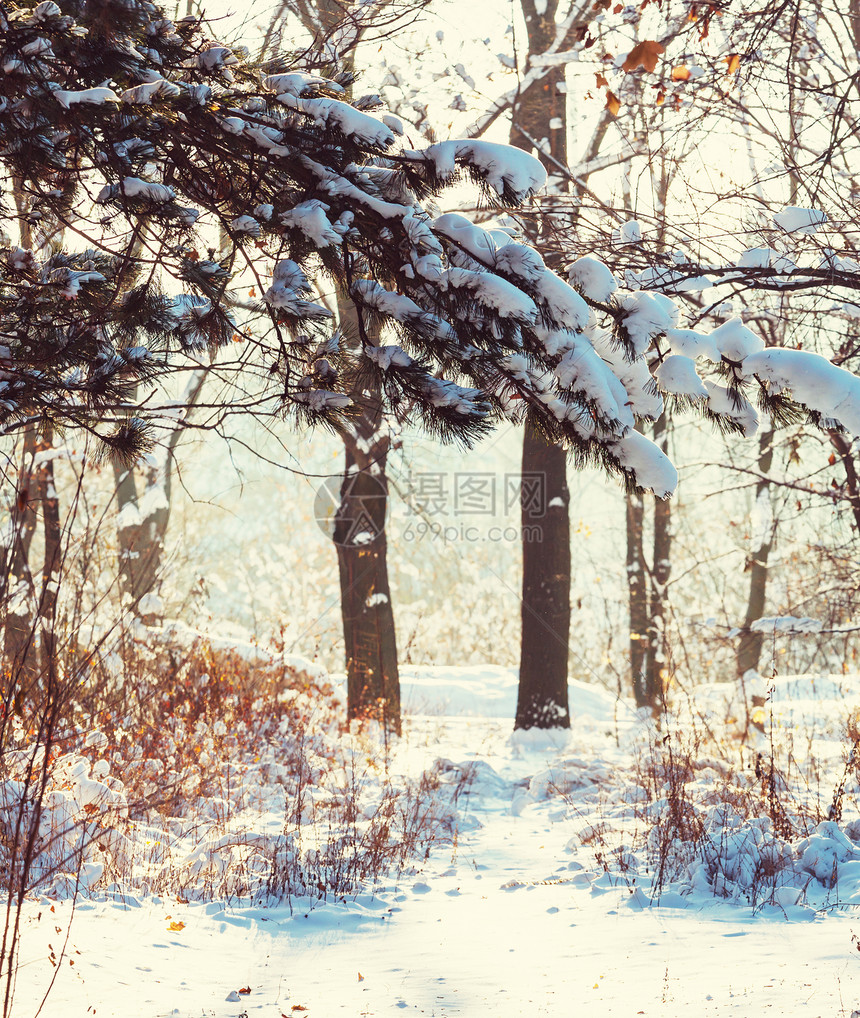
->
left=1, top=0, right=859, bottom=487
left=402, top=140, right=547, bottom=203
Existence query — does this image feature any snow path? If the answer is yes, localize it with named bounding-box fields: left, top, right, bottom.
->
left=12, top=713, right=860, bottom=1017
left=14, top=806, right=860, bottom=1017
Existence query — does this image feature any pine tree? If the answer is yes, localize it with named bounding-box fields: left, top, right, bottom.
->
left=4, top=0, right=860, bottom=731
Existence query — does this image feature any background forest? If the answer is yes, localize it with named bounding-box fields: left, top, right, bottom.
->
left=2, top=0, right=860, bottom=1014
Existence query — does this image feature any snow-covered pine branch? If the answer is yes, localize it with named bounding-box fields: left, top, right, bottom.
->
left=1, top=0, right=858, bottom=489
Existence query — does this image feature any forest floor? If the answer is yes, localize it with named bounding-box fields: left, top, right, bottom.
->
left=9, top=666, right=860, bottom=1017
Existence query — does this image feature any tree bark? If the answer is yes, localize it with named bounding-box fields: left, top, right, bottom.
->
left=643, top=418, right=671, bottom=709
left=4, top=181, right=53, bottom=686
left=626, top=489, right=648, bottom=707
left=828, top=430, right=860, bottom=537
left=626, top=421, right=671, bottom=713
left=515, top=422, right=571, bottom=728
left=512, top=0, right=572, bottom=729
left=4, top=429, right=39, bottom=685
left=114, top=371, right=206, bottom=623
left=36, top=427, right=61, bottom=682
left=274, top=0, right=402, bottom=733
left=335, top=410, right=400, bottom=735
left=736, top=430, right=776, bottom=678
left=114, top=459, right=171, bottom=623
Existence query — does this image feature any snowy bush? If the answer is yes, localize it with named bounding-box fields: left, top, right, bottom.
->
left=688, top=808, right=795, bottom=904
left=0, top=630, right=466, bottom=908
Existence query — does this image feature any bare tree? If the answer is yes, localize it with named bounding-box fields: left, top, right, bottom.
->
left=511, top=0, right=576, bottom=730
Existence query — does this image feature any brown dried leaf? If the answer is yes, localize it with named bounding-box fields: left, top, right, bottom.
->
left=724, top=53, right=741, bottom=75
left=621, top=40, right=664, bottom=74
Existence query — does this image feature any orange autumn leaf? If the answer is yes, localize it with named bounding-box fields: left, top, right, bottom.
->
left=238, top=986, right=252, bottom=994
left=671, top=65, right=691, bottom=81
left=291, top=1007, right=308, bottom=1013
left=724, top=53, right=741, bottom=74
left=167, top=920, right=185, bottom=932
left=621, top=40, right=664, bottom=74
left=605, top=90, right=621, bottom=116
left=595, top=72, right=609, bottom=88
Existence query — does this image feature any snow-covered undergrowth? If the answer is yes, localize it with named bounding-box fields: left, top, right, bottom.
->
left=0, top=629, right=463, bottom=911
left=514, top=673, right=860, bottom=914
left=6, top=643, right=860, bottom=923
left=9, top=656, right=860, bottom=1017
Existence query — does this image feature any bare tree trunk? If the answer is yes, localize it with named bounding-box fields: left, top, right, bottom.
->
left=36, top=427, right=61, bottom=681
left=4, top=430, right=39, bottom=684
left=626, top=488, right=648, bottom=707
left=3, top=179, right=56, bottom=685
left=335, top=410, right=400, bottom=735
left=644, top=418, right=671, bottom=708
left=515, top=422, right=571, bottom=728
left=114, top=372, right=207, bottom=623
left=114, top=461, right=171, bottom=623
left=512, top=0, right=572, bottom=730
left=272, top=0, right=402, bottom=732
left=333, top=288, right=399, bottom=732
left=736, top=430, right=776, bottom=678
left=851, top=0, right=860, bottom=56
left=114, top=461, right=142, bottom=604
left=828, top=430, right=860, bottom=536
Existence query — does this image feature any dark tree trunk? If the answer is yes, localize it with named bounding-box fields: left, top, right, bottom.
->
left=4, top=182, right=60, bottom=686
left=626, top=489, right=648, bottom=707
left=736, top=430, right=775, bottom=678
left=4, top=428, right=39, bottom=685
left=829, top=429, right=860, bottom=536
left=626, top=418, right=672, bottom=712
left=36, top=427, right=61, bottom=681
left=114, top=372, right=206, bottom=624
left=335, top=412, right=400, bottom=734
left=266, top=2, right=410, bottom=736
left=114, top=460, right=171, bottom=623
left=852, top=0, right=860, bottom=56
left=515, top=422, right=571, bottom=728
left=643, top=418, right=671, bottom=709
left=512, top=0, right=573, bottom=730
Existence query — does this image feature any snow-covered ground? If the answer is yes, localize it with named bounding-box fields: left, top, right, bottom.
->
left=9, top=665, right=860, bottom=1017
